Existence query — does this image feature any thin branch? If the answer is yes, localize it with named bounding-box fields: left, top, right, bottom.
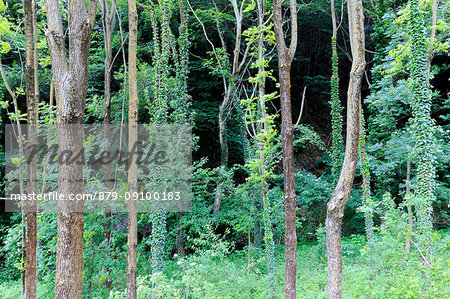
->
left=410, top=239, right=432, bottom=268
left=294, top=86, right=306, bottom=130
left=186, top=0, right=224, bottom=73
left=0, top=63, right=17, bottom=100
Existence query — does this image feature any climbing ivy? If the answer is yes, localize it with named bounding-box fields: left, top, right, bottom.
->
left=241, top=6, right=278, bottom=296
left=145, top=0, right=192, bottom=278
left=330, top=35, right=343, bottom=181
left=408, top=0, right=437, bottom=256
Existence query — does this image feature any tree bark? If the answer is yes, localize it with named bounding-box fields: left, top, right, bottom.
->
left=126, top=0, right=138, bottom=296
left=100, top=0, right=116, bottom=244
left=45, top=0, right=97, bottom=297
left=213, top=0, right=247, bottom=213
left=273, top=0, right=298, bottom=297
left=24, top=0, right=39, bottom=297
left=427, top=0, right=438, bottom=71
left=325, top=0, right=365, bottom=297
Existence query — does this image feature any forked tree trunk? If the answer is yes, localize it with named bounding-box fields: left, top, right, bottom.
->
left=45, top=0, right=97, bottom=297
left=273, top=0, right=298, bottom=297
left=325, top=0, right=365, bottom=297
left=126, top=0, right=138, bottom=297
left=24, top=0, right=39, bottom=297
left=207, top=0, right=249, bottom=213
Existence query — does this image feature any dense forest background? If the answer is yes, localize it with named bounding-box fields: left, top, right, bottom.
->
left=0, top=0, right=449, bottom=297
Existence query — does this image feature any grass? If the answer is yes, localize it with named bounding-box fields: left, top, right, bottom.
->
left=1, top=230, right=449, bottom=298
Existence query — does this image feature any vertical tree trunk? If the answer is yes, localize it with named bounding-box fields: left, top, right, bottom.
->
left=256, top=0, right=275, bottom=296
left=408, top=0, right=437, bottom=258
left=45, top=0, right=97, bottom=297
left=330, top=0, right=344, bottom=181
left=273, top=0, right=298, bottom=297
left=325, top=0, right=365, bottom=297
left=427, top=0, right=438, bottom=70
left=211, top=0, right=247, bottom=213
left=24, top=0, right=39, bottom=297
left=100, top=0, right=116, bottom=244
left=126, top=0, right=138, bottom=296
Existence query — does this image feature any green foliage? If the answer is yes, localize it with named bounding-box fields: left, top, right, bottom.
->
left=358, top=112, right=375, bottom=260
left=0, top=214, right=22, bottom=281
left=330, top=35, right=343, bottom=181
left=0, top=0, right=449, bottom=297
left=294, top=124, right=326, bottom=152
left=408, top=0, right=437, bottom=255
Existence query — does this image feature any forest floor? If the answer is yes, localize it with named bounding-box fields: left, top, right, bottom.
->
left=1, top=229, right=449, bottom=298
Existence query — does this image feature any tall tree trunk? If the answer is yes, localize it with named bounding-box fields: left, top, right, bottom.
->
left=45, top=0, right=97, bottom=297
left=126, top=0, right=138, bottom=296
left=330, top=0, right=343, bottom=181
left=210, top=0, right=248, bottom=213
left=256, top=0, right=275, bottom=296
left=408, top=0, right=437, bottom=258
left=273, top=0, right=298, bottom=297
left=325, top=0, right=365, bottom=297
left=100, top=0, right=116, bottom=244
left=24, top=0, right=39, bottom=297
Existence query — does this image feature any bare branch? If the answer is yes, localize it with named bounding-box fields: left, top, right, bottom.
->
left=294, top=86, right=307, bottom=130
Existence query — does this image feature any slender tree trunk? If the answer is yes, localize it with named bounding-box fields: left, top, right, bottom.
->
left=176, top=212, right=185, bottom=257
left=330, top=0, right=344, bottom=181
left=325, top=0, right=365, bottom=297
left=427, top=0, right=438, bottom=71
left=45, top=0, right=97, bottom=297
left=218, top=94, right=230, bottom=168
left=24, top=0, right=39, bottom=297
left=273, top=0, right=298, bottom=297
left=211, top=0, right=248, bottom=213
left=126, top=0, right=138, bottom=296
left=256, top=0, right=275, bottom=296
left=100, top=0, right=116, bottom=244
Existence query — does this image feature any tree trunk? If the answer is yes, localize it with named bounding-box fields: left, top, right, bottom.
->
left=325, top=0, right=365, bottom=297
left=24, top=0, right=39, bottom=297
left=211, top=0, right=248, bottom=213
left=126, top=0, right=138, bottom=296
left=100, top=0, right=116, bottom=244
left=273, top=0, right=298, bottom=297
left=408, top=0, right=437, bottom=258
left=330, top=0, right=344, bottom=181
left=45, top=0, right=97, bottom=297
